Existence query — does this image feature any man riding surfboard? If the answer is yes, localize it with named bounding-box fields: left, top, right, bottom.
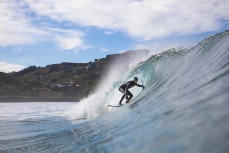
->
left=118, top=77, right=144, bottom=105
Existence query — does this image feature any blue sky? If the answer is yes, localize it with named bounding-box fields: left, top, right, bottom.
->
left=0, top=0, right=228, bottom=73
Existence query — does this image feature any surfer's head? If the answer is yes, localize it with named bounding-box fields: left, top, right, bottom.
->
left=134, top=77, right=138, bottom=83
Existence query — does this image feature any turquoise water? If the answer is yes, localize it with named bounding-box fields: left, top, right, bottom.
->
left=0, top=31, right=229, bottom=153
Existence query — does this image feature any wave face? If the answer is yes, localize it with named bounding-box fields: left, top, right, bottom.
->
left=0, top=31, right=229, bottom=153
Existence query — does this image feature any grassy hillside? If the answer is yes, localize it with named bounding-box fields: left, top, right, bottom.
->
left=0, top=50, right=149, bottom=102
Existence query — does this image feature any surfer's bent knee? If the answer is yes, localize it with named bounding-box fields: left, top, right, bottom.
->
left=119, top=87, right=125, bottom=93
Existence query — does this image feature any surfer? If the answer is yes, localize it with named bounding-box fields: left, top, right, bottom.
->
left=118, top=77, right=144, bottom=105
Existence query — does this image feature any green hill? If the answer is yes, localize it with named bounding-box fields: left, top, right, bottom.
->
left=0, top=50, right=149, bottom=102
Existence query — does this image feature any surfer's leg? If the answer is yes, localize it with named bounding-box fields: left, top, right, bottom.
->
left=119, top=87, right=126, bottom=105
left=126, top=90, right=133, bottom=103
left=119, top=94, right=125, bottom=105
left=119, top=87, right=125, bottom=93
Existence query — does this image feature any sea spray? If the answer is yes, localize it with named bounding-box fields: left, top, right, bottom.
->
left=66, top=50, right=151, bottom=120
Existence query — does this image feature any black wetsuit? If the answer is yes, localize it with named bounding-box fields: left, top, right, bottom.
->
left=119, top=81, right=143, bottom=105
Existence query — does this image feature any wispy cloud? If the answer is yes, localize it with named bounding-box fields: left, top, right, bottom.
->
left=56, top=37, right=83, bottom=50
left=104, top=31, right=116, bottom=35
left=101, top=47, right=110, bottom=52
left=0, top=1, right=87, bottom=50
left=23, top=0, right=229, bottom=40
left=0, top=0, right=228, bottom=50
left=45, top=27, right=88, bottom=50
left=0, top=61, right=25, bottom=73
left=0, top=1, right=47, bottom=46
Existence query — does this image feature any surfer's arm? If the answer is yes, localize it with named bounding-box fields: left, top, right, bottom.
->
left=136, top=84, right=145, bottom=89
left=136, top=84, right=144, bottom=87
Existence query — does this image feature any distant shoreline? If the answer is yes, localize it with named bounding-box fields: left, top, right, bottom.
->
left=0, top=97, right=79, bottom=102
left=0, top=50, right=150, bottom=103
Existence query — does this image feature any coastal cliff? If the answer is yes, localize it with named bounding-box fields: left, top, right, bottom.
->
left=0, top=50, right=149, bottom=102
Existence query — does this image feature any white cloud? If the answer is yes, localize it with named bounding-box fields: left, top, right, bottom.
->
left=23, top=0, right=229, bottom=40
left=45, top=27, right=88, bottom=50
left=0, top=61, right=25, bottom=73
left=0, top=1, right=47, bottom=46
left=101, top=47, right=109, bottom=52
left=57, top=37, right=83, bottom=50
left=104, top=31, right=115, bottom=35
left=0, top=0, right=228, bottom=49
left=0, top=1, right=86, bottom=50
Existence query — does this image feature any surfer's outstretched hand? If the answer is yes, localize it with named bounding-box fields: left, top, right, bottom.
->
left=142, top=85, right=145, bottom=90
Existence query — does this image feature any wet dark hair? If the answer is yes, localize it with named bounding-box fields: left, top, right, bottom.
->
left=134, top=77, right=138, bottom=81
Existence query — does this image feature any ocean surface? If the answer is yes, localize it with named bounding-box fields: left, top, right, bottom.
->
left=0, top=31, right=229, bottom=153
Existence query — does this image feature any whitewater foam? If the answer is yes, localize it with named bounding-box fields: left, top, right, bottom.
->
left=66, top=50, right=151, bottom=120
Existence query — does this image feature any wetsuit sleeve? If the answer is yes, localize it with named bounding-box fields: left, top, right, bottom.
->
left=136, top=84, right=144, bottom=87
